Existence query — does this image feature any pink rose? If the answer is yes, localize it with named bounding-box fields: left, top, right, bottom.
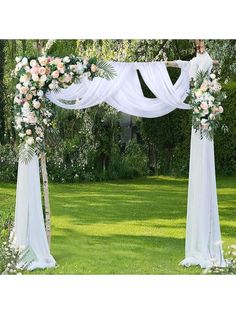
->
left=64, top=74, right=72, bottom=83
left=30, top=66, right=39, bottom=75
left=200, top=83, right=208, bottom=92
left=26, top=93, right=33, bottom=100
left=27, top=112, right=37, bottom=124
left=57, top=62, right=64, bottom=70
left=20, top=86, right=28, bottom=94
left=45, top=67, right=51, bottom=75
left=212, top=106, right=219, bottom=114
left=39, top=67, right=46, bottom=75
left=200, top=102, right=208, bottom=110
left=52, top=70, right=60, bottom=78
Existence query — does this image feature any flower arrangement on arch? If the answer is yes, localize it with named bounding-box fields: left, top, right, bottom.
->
left=13, top=55, right=116, bottom=162
left=188, top=71, right=228, bottom=140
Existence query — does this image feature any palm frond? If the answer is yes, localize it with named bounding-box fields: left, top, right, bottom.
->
left=96, top=60, right=117, bottom=80
left=19, top=144, right=36, bottom=164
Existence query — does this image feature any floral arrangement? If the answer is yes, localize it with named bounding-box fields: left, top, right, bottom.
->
left=0, top=210, right=20, bottom=275
left=0, top=240, right=20, bottom=275
left=13, top=55, right=116, bottom=161
left=203, top=244, right=236, bottom=275
left=188, top=71, right=227, bottom=140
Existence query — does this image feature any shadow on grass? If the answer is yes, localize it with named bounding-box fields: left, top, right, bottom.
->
left=51, top=177, right=188, bottom=225
left=48, top=230, right=195, bottom=274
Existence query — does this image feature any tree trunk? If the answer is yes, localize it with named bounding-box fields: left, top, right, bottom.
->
left=37, top=40, right=51, bottom=246
left=40, top=153, right=51, bottom=246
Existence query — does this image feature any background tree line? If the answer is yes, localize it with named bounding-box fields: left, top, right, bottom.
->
left=0, top=40, right=235, bottom=182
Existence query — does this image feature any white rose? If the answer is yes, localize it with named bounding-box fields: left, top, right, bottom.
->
left=38, top=56, right=48, bottom=66
left=20, top=74, right=29, bottom=83
left=37, top=90, right=44, bottom=97
left=49, top=83, right=54, bottom=90
left=30, top=59, right=37, bottom=67
left=33, top=100, right=41, bottom=109
left=23, top=102, right=30, bottom=110
left=32, top=74, right=39, bottom=82
left=21, top=57, right=28, bottom=66
left=19, top=132, right=25, bottom=138
left=16, top=63, right=22, bottom=71
left=16, top=83, right=22, bottom=90
left=209, top=113, right=215, bottom=120
left=210, top=73, right=216, bottom=79
left=201, top=118, right=208, bottom=125
left=36, top=137, right=42, bottom=142
left=26, top=137, right=34, bottom=145
left=76, top=63, right=84, bottom=74
left=63, top=56, right=70, bottom=63
left=15, top=56, right=22, bottom=63
left=40, top=74, right=47, bottom=82
left=14, top=96, right=21, bottom=104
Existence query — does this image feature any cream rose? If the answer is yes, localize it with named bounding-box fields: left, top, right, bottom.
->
left=91, top=64, right=97, bottom=73
left=26, top=129, right=32, bottom=135
left=33, top=100, right=41, bottom=109
left=26, top=137, right=34, bottom=145
left=32, top=74, right=39, bottom=82
left=38, top=56, right=48, bottom=66
left=218, top=106, right=224, bottom=113
left=195, top=89, right=202, bottom=98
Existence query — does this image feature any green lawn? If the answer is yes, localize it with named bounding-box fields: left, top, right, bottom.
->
left=0, top=176, right=235, bottom=274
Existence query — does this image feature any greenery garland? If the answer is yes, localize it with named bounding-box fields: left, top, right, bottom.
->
left=13, top=55, right=116, bottom=162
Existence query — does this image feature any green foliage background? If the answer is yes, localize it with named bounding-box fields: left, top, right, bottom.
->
left=0, top=39, right=235, bottom=182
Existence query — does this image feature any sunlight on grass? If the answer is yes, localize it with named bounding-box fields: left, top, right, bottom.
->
left=0, top=176, right=235, bottom=274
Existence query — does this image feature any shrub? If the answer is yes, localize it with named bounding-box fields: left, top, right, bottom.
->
left=0, top=144, right=18, bottom=182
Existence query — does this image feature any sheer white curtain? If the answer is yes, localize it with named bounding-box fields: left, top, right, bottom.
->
left=14, top=52, right=225, bottom=270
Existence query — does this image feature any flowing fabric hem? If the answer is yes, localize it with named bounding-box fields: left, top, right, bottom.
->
left=17, top=256, right=56, bottom=271
left=180, top=257, right=226, bottom=269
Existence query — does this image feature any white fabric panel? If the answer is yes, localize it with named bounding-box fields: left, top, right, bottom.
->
left=179, top=52, right=225, bottom=268
left=13, top=154, right=56, bottom=270
left=180, top=129, right=225, bottom=268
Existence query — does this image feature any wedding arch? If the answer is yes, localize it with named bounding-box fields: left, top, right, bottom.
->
left=12, top=45, right=226, bottom=270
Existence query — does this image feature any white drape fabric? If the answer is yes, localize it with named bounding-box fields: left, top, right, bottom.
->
left=46, top=61, right=190, bottom=117
left=178, top=52, right=225, bottom=268
left=180, top=129, right=225, bottom=268
left=13, top=51, right=224, bottom=270
left=13, top=155, right=56, bottom=270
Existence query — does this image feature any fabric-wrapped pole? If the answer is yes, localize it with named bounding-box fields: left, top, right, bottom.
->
left=180, top=129, right=225, bottom=268
left=13, top=154, right=56, bottom=270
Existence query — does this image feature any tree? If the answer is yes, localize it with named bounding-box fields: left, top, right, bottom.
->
left=0, top=40, right=5, bottom=144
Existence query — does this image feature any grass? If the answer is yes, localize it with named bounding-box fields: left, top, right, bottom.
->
left=0, top=176, right=235, bottom=274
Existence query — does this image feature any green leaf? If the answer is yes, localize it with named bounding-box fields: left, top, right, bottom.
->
left=96, top=60, right=117, bottom=80
left=19, top=144, right=36, bottom=164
